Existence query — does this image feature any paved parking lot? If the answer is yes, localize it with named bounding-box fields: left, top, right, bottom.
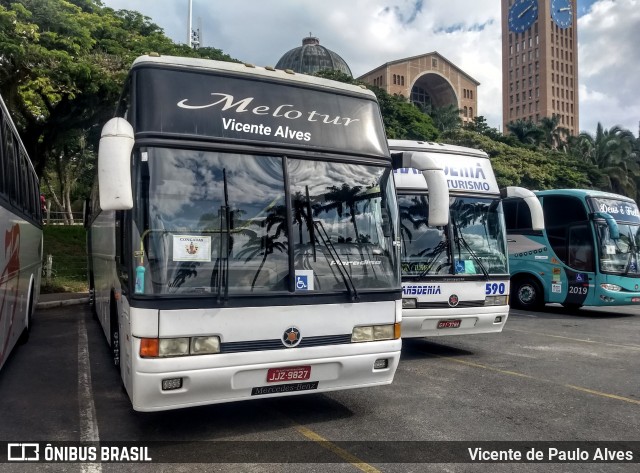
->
left=0, top=302, right=638, bottom=471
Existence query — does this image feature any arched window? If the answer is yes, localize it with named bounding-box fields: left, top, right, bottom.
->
left=469, top=107, right=473, bottom=118
left=463, top=106, right=468, bottom=117
left=393, top=74, right=397, bottom=85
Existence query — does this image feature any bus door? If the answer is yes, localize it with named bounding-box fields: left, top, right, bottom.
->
left=562, top=224, right=596, bottom=306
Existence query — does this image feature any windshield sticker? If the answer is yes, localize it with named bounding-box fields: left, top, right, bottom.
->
left=552, top=284, right=562, bottom=293
left=172, top=235, right=211, bottom=262
left=455, top=260, right=477, bottom=274
left=294, top=270, right=314, bottom=291
left=605, top=245, right=616, bottom=255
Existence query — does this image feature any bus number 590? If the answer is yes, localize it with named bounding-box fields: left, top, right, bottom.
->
left=485, top=283, right=506, bottom=295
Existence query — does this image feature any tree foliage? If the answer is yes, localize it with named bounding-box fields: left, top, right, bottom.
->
left=441, top=129, right=601, bottom=190
left=0, top=0, right=238, bottom=221
left=313, top=70, right=439, bottom=142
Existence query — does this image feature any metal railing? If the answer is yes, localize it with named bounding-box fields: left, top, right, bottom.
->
left=44, top=210, right=84, bottom=225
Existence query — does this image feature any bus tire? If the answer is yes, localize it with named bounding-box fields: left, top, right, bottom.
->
left=109, top=297, right=120, bottom=367
left=19, top=286, right=35, bottom=345
left=512, top=277, right=543, bottom=310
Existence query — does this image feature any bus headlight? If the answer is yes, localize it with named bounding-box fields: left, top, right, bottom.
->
left=600, top=283, right=622, bottom=292
left=140, top=336, right=221, bottom=357
left=352, top=323, right=400, bottom=342
left=485, top=295, right=509, bottom=306
left=159, top=338, right=190, bottom=357
left=402, top=298, right=417, bottom=309
left=190, top=336, right=221, bottom=355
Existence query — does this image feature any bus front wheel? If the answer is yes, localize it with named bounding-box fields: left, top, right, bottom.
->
left=512, top=278, right=543, bottom=310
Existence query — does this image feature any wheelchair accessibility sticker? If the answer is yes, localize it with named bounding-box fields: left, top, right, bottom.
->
left=295, top=270, right=314, bottom=291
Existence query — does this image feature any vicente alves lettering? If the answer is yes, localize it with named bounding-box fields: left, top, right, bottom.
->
left=178, top=93, right=360, bottom=127
left=221, top=118, right=311, bottom=142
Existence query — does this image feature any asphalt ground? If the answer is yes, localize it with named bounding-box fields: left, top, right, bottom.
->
left=0, top=302, right=638, bottom=472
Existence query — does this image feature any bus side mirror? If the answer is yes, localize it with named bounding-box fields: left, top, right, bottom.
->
left=394, top=151, right=449, bottom=227
left=501, top=187, right=544, bottom=231
left=592, top=212, right=620, bottom=240
left=98, top=117, right=134, bottom=210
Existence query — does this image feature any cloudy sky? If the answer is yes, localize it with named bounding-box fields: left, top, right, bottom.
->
left=100, top=0, right=639, bottom=137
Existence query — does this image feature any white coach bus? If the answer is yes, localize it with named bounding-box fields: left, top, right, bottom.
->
left=0, top=94, right=43, bottom=370
left=86, top=55, right=450, bottom=411
left=391, top=140, right=543, bottom=337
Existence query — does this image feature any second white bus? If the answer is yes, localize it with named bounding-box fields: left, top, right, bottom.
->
left=391, top=140, right=543, bottom=337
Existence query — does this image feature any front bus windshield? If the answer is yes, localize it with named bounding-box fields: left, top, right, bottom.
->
left=399, top=195, right=507, bottom=278
left=132, top=148, right=399, bottom=297
left=590, top=198, right=640, bottom=276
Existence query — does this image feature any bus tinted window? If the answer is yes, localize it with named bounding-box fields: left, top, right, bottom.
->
left=503, top=198, right=532, bottom=232
left=543, top=195, right=588, bottom=266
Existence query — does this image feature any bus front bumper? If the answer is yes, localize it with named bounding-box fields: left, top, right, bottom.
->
left=129, top=339, right=401, bottom=412
left=401, top=306, right=509, bottom=338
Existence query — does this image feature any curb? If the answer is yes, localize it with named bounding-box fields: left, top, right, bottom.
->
left=36, top=298, right=90, bottom=310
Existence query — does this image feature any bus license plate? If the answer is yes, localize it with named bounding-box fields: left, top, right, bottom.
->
left=437, top=319, right=461, bottom=329
left=266, top=366, right=311, bottom=383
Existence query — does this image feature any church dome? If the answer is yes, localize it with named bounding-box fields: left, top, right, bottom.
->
left=275, top=36, right=352, bottom=77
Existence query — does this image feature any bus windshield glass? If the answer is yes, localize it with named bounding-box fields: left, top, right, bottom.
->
left=450, top=197, right=507, bottom=275
left=589, top=197, right=640, bottom=275
left=595, top=222, right=640, bottom=275
left=133, top=148, right=399, bottom=295
left=399, top=195, right=507, bottom=277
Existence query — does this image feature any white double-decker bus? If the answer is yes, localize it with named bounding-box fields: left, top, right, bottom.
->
left=86, top=55, right=446, bottom=411
left=391, top=140, right=543, bottom=337
left=0, top=94, right=43, bottom=370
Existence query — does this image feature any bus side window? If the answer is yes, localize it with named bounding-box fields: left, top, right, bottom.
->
left=503, top=198, right=532, bottom=232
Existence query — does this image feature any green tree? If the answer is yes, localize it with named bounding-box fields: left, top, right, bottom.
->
left=573, top=123, right=638, bottom=198
left=422, top=104, right=463, bottom=133
left=0, top=0, right=237, bottom=180
left=538, top=114, right=569, bottom=150
left=442, top=129, right=600, bottom=190
left=313, top=70, right=439, bottom=141
left=506, top=118, right=544, bottom=147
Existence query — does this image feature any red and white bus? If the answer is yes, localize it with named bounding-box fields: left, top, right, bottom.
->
left=0, top=93, right=43, bottom=370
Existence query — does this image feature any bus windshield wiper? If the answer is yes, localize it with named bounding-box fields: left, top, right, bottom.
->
left=216, top=168, right=231, bottom=303
left=305, top=185, right=317, bottom=262
left=417, top=240, right=448, bottom=278
left=453, top=223, right=489, bottom=279
left=313, top=220, right=359, bottom=301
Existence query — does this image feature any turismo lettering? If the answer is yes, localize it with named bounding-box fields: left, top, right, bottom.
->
left=178, top=93, right=360, bottom=126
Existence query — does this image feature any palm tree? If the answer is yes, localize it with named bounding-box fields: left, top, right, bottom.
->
left=538, top=114, right=569, bottom=150
left=575, top=123, right=638, bottom=197
left=422, top=104, right=463, bottom=133
left=506, top=119, right=544, bottom=146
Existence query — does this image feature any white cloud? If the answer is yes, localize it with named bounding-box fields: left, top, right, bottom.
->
left=101, top=0, right=639, bottom=137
